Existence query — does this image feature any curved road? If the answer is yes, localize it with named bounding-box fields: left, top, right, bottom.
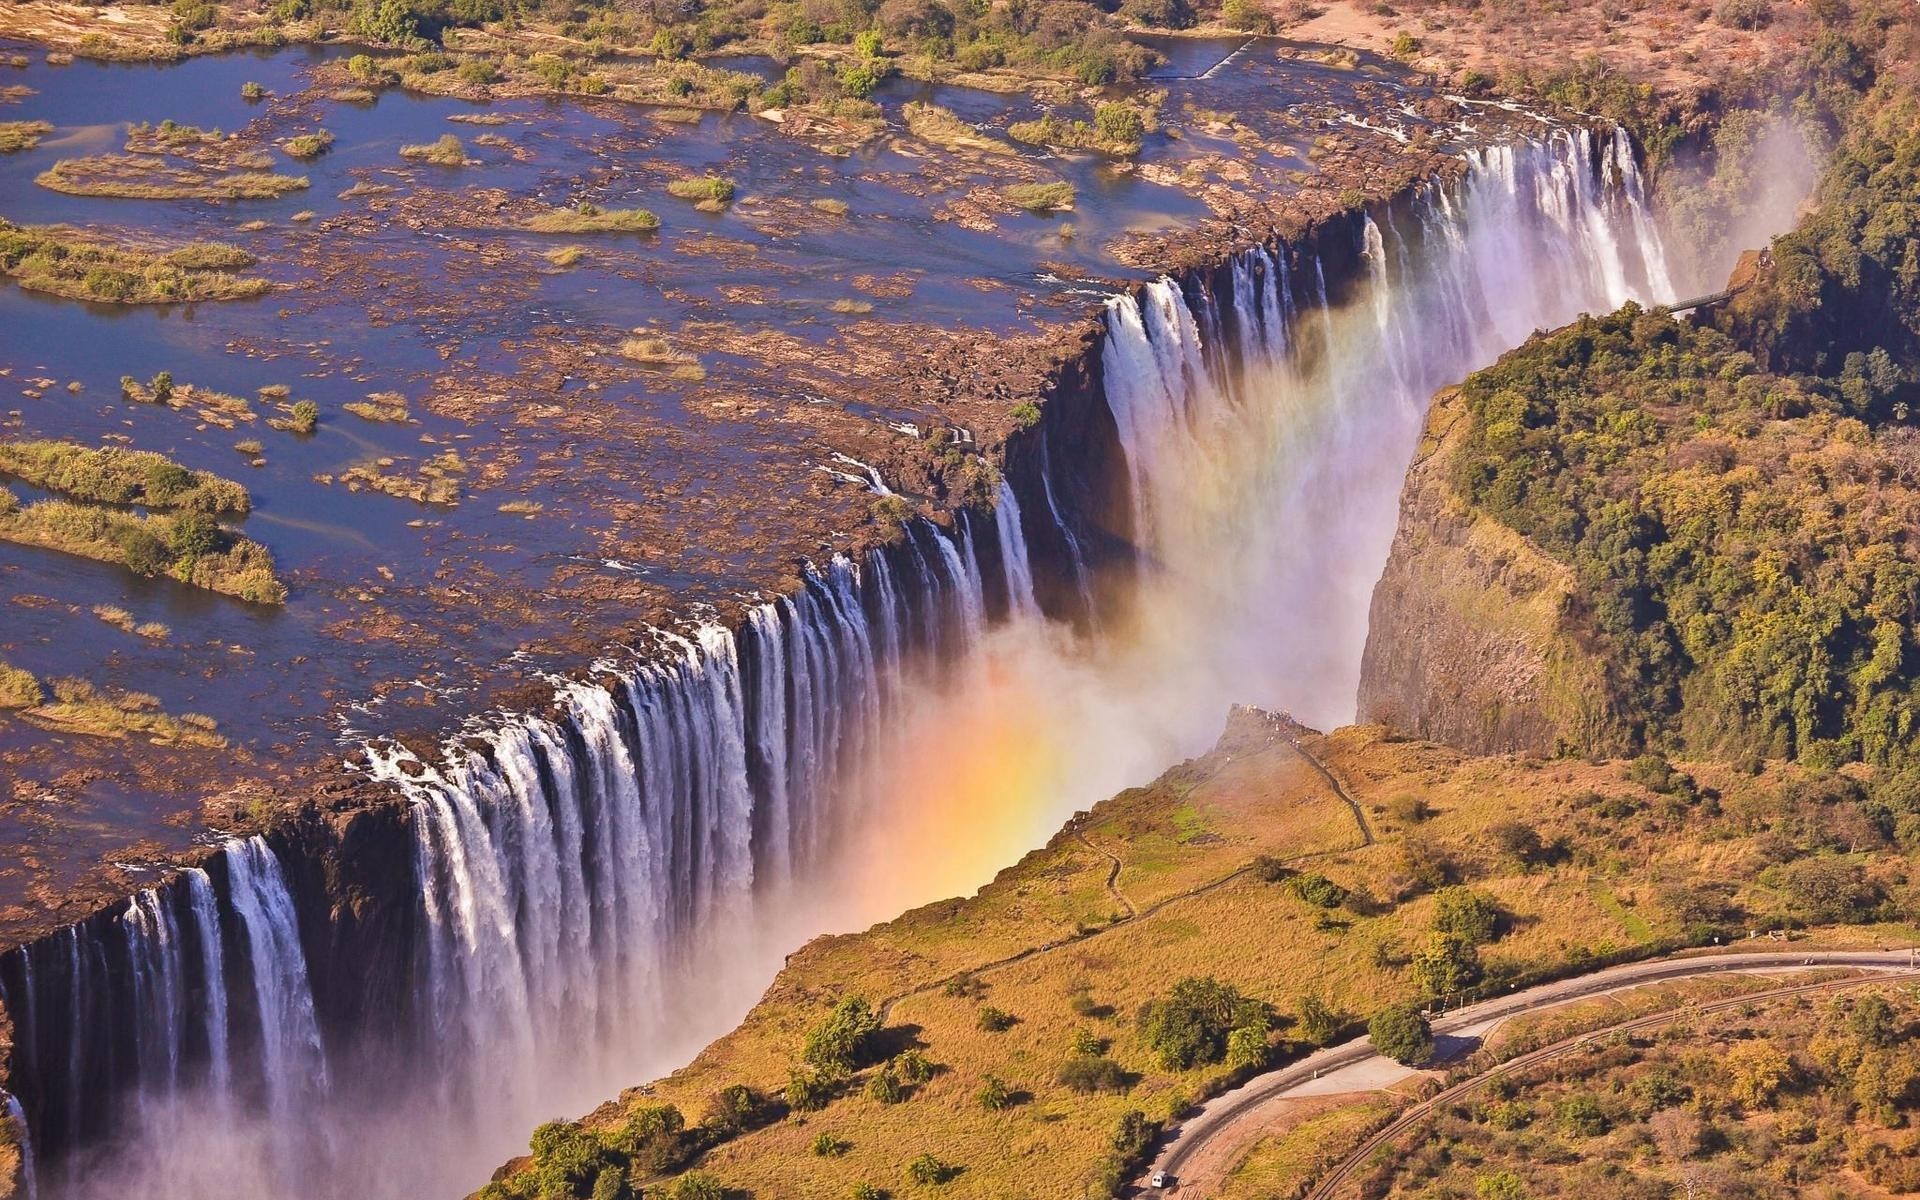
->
left=1137, top=950, right=1918, bottom=1196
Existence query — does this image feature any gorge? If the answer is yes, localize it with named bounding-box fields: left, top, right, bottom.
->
left=0, top=101, right=1743, bottom=1199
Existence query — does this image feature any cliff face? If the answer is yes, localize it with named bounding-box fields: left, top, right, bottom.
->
left=1356, top=389, right=1629, bottom=759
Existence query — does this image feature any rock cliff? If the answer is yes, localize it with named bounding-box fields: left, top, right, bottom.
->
left=1356, top=389, right=1628, bottom=759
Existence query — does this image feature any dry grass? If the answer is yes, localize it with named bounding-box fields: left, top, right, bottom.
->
left=324, top=449, right=466, bottom=505
left=400, top=133, right=470, bottom=166
left=24, top=677, right=226, bottom=748
left=0, top=219, right=271, bottom=305
left=0, top=120, right=51, bottom=153
left=0, top=661, right=42, bottom=709
left=281, top=130, right=334, bottom=160
left=810, top=198, right=850, bottom=217
left=35, top=156, right=308, bottom=199
left=665, top=175, right=736, bottom=210
left=524, top=203, right=659, bottom=234
left=543, top=244, right=586, bottom=267
left=902, top=102, right=1014, bottom=156
left=488, top=720, right=1920, bottom=1199
left=1002, top=181, right=1076, bottom=212
left=1217, top=1096, right=1400, bottom=1199
left=343, top=391, right=411, bottom=423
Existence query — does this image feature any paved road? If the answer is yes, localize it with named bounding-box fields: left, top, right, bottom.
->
left=1137, top=949, right=1919, bottom=1196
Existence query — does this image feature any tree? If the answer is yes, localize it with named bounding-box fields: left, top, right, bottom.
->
left=1137, top=977, right=1267, bottom=1069
left=1849, top=994, right=1900, bottom=1048
left=905, top=1153, right=958, bottom=1185
left=1558, top=1094, right=1610, bottom=1136
left=672, top=1173, right=725, bottom=1200
left=1411, top=932, right=1483, bottom=995
left=1297, top=995, right=1343, bottom=1048
left=1487, top=820, right=1546, bottom=868
left=290, top=399, right=319, bottom=434
left=977, top=1075, right=1013, bottom=1110
left=168, top=512, right=221, bottom=561
left=805, top=996, right=881, bottom=1073
left=1057, top=1055, right=1129, bottom=1094
left=1368, top=1002, right=1432, bottom=1066
left=786, top=1067, right=836, bottom=1112
left=1725, top=1040, right=1792, bottom=1108
left=1431, top=886, right=1500, bottom=944
left=1225, top=1025, right=1269, bottom=1071
left=865, top=1066, right=904, bottom=1104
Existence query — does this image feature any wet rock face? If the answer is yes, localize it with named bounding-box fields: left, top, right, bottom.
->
left=1356, top=391, right=1630, bottom=759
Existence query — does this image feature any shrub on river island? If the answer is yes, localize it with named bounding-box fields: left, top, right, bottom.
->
left=1007, top=104, right=1146, bottom=156
left=0, top=661, right=42, bottom=709
left=524, top=203, right=660, bottom=234
left=0, top=121, right=52, bottom=153
left=0, top=220, right=270, bottom=305
left=344, top=392, right=411, bottom=423
left=902, top=102, right=1014, bottom=156
left=0, top=485, right=284, bottom=603
left=282, top=130, right=334, bottom=160
left=1001, top=181, right=1075, bottom=213
left=665, top=175, right=736, bottom=210
left=0, top=439, right=251, bottom=514
left=400, top=133, right=469, bottom=165
left=544, top=245, right=586, bottom=268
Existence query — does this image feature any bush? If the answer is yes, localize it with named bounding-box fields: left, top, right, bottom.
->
left=905, top=1154, right=958, bottom=1185
left=1009, top=400, right=1042, bottom=430
left=1286, top=872, right=1349, bottom=909
left=1057, top=1054, right=1130, bottom=1094
left=1368, top=1002, right=1433, bottom=1066
left=288, top=399, right=319, bottom=434
left=1137, top=977, right=1266, bottom=1070
left=977, top=1005, right=1016, bottom=1032
left=1297, top=995, right=1343, bottom=1048
left=1558, top=1094, right=1610, bottom=1136
left=804, top=996, right=881, bottom=1073
left=1386, top=793, right=1432, bottom=824
left=786, top=1068, right=836, bottom=1112
left=672, top=1173, right=725, bottom=1200
left=812, top=1131, right=851, bottom=1157
left=866, top=1066, right=905, bottom=1104
left=1715, top=0, right=1772, bottom=28
left=893, top=1050, right=935, bottom=1083
left=1430, top=886, right=1500, bottom=944
left=977, top=1075, right=1013, bottom=1110
left=849, top=1185, right=887, bottom=1200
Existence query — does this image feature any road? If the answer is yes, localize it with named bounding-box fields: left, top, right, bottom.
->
left=1136, top=949, right=1919, bottom=1196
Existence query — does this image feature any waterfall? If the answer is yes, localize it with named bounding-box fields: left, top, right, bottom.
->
left=5, top=1092, right=34, bottom=1200
left=3, top=119, right=1738, bottom=1200
left=1, top=836, right=324, bottom=1193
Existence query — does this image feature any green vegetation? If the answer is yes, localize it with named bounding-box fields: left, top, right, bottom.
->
left=1137, top=976, right=1267, bottom=1070
left=1365, top=984, right=1920, bottom=1197
left=901, top=101, right=1012, bottom=155
left=344, top=392, right=411, bottom=422
left=282, top=130, right=334, bottom=159
left=0, top=220, right=271, bottom=305
left=1001, top=181, right=1074, bottom=213
left=241, top=80, right=266, bottom=100
left=804, top=996, right=882, bottom=1074
left=0, top=485, right=283, bottom=603
left=0, top=121, right=52, bottom=153
left=13, top=674, right=226, bottom=747
left=0, top=440, right=250, bottom=514
left=399, top=132, right=468, bottom=164
left=1367, top=1001, right=1432, bottom=1067
left=1007, top=101, right=1148, bottom=155
left=524, top=203, right=660, bottom=234
left=665, top=175, right=735, bottom=209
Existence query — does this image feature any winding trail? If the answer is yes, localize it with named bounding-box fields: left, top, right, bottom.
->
left=878, top=730, right=1366, bottom=1024
left=1137, top=950, right=1920, bottom=1196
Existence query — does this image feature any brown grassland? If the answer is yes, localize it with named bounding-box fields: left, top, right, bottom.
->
left=484, top=711, right=1917, bottom=1198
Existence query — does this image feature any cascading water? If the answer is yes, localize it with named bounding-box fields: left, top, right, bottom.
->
left=3, top=121, right=1783, bottom=1200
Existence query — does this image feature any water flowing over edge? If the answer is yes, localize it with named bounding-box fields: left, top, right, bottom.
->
left=0, top=120, right=1686, bottom=1199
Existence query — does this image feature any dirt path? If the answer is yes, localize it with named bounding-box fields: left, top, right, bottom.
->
left=878, top=731, right=1362, bottom=1024
left=1139, top=950, right=1920, bottom=1196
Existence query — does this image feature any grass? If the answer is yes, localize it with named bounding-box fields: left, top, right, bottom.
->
left=281, top=130, right=334, bottom=160
left=400, top=133, right=469, bottom=165
left=619, top=334, right=705, bottom=378
left=810, top=198, right=850, bottom=217
left=0, top=485, right=284, bottom=603
left=1002, top=181, right=1076, bottom=213
left=902, top=102, right=1014, bottom=156
left=35, top=156, right=309, bottom=200
left=0, top=120, right=52, bottom=153
left=25, top=676, right=226, bottom=748
left=1216, top=1097, right=1399, bottom=1199
left=0, top=219, right=271, bottom=305
left=478, top=720, right=1920, bottom=1200
left=0, top=439, right=250, bottom=514
left=523, top=203, right=659, bottom=234
left=0, top=661, right=41, bottom=709
left=665, top=175, right=736, bottom=210
left=343, top=391, right=410, bottom=422
left=543, top=244, right=586, bottom=267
